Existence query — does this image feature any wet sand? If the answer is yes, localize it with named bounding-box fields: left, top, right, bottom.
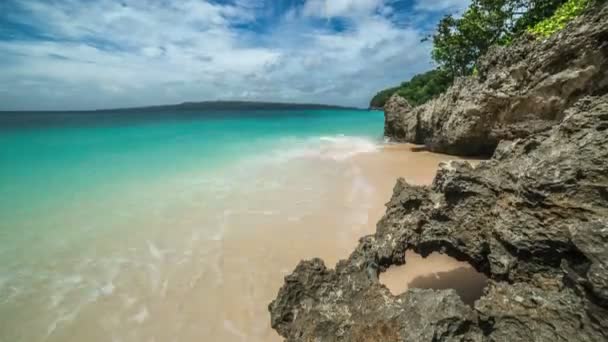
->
left=220, top=143, right=482, bottom=341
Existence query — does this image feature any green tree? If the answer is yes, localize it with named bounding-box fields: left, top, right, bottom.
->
left=396, top=69, right=453, bottom=106
left=370, top=0, right=586, bottom=109
left=369, top=86, right=400, bottom=108
left=369, top=69, right=453, bottom=108
left=431, top=15, right=475, bottom=77
left=431, top=0, right=569, bottom=76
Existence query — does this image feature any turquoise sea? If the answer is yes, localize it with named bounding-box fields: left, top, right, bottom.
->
left=0, top=109, right=385, bottom=341
left=0, top=109, right=383, bottom=222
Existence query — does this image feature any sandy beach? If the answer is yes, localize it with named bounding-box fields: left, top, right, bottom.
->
left=217, top=143, right=485, bottom=341
left=0, top=141, right=485, bottom=342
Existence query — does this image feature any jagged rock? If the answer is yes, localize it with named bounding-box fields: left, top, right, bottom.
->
left=269, top=259, right=482, bottom=342
left=383, top=94, right=416, bottom=142
left=269, top=95, right=608, bottom=341
left=384, top=4, right=608, bottom=156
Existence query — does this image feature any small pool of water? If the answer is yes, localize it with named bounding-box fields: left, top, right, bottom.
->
left=379, top=250, right=488, bottom=306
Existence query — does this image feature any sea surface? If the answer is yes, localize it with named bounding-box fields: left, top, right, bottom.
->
left=0, top=108, right=486, bottom=342
left=0, top=108, right=389, bottom=341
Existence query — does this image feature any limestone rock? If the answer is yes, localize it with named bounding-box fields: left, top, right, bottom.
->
left=383, top=94, right=416, bottom=142
left=384, top=4, right=608, bottom=156
left=270, top=4, right=608, bottom=340
left=269, top=95, right=608, bottom=341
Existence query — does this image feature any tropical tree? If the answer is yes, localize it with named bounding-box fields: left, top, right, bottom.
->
left=370, top=0, right=584, bottom=108
left=431, top=0, right=568, bottom=76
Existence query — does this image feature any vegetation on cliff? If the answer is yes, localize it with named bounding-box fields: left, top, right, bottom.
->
left=431, top=0, right=571, bottom=77
left=370, top=0, right=591, bottom=108
left=370, top=69, right=452, bottom=108
left=529, top=0, right=590, bottom=36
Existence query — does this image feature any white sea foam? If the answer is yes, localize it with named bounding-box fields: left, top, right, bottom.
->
left=131, top=306, right=149, bottom=324
left=347, top=166, right=374, bottom=204
left=100, top=282, right=115, bottom=296
left=121, top=294, right=137, bottom=308
left=146, top=241, right=164, bottom=261
left=160, top=279, right=169, bottom=298
left=46, top=310, right=78, bottom=338
left=223, top=319, right=247, bottom=341
left=61, top=275, right=83, bottom=285
left=266, top=135, right=379, bottom=163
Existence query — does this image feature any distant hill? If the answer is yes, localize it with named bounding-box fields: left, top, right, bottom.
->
left=95, top=101, right=358, bottom=112
left=0, top=101, right=361, bottom=129
left=0, top=101, right=359, bottom=114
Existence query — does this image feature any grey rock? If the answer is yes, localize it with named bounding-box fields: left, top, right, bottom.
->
left=384, top=4, right=608, bottom=156
left=270, top=5, right=608, bottom=340
left=269, top=95, right=608, bottom=341
left=383, top=94, right=416, bottom=142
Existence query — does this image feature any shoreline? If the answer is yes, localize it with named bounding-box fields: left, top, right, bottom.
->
left=242, top=142, right=481, bottom=341
left=0, top=138, right=481, bottom=342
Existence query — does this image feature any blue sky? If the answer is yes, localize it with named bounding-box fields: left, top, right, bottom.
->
left=0, top=0, right=469, bottom=110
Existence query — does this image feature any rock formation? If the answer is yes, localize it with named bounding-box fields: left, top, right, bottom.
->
left=383, top=93, right=415, bottom=142
left=384, top=4, right=608, bottom=156
left=269, top=4, right=608, bottom=340
left=270, top=93, right=608, bottom=342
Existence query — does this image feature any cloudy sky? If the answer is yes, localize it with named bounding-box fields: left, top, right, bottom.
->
left=0, top=0, right=469, bottom=110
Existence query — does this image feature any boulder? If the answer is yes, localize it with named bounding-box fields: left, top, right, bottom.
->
left=383, top=94, right=416, bottom=142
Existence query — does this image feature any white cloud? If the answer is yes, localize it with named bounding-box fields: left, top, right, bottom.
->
left=413, top=0, right=471, bottom=13
left=302, top=0, right=383, bottom=18
left=0, top=0, right=438, bottom=110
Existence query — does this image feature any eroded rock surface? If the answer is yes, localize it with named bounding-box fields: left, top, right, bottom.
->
left=384, top=4, right=608, bottom=156
left=383, top=94, right=416, bottom=142
left=269, top=95, right=608, bottom=341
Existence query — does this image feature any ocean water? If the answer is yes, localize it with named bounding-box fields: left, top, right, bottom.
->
left=0, top=109, right=386, bottom=341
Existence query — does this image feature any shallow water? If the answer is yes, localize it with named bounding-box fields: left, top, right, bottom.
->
left=380, top=251, right=488, bottom=306
left=0, top=109, right=469, bottom=341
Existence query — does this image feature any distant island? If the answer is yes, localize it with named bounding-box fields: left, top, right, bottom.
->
left=0, top=101, right=361, bottom=129
left=96, top=101, right=358, bottom=112
left=0, top=101, right=358, bottom=114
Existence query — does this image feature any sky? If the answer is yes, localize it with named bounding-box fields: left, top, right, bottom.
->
left=0, top=0, right=470, bottom=110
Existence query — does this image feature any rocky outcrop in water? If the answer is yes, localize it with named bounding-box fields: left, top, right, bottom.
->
left=384, top=4, right=608, bottom=156
left=270, top=93, right=608, bottom=341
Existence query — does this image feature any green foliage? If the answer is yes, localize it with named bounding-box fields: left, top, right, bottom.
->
left=369, top=69, right=453, bottom=108
left=512, top=0, right=569, bottom=34
left=369, top=86, right=400, bottom=108
left=432, top=0, right=522, bottom=76
left=528, top=0, right=589, bottom=36
left=395, top=69, right=454, bottom=106
left=370, top=0, right=591, bottom=109
left=431, top=0, right=570, bottom=76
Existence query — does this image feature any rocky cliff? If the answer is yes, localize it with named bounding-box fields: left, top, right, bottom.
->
left=270, top=93, right=608, bottom=342
left=269, top=4, right=608, bottom=342
left=384, top=4, right=608, bottom=156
